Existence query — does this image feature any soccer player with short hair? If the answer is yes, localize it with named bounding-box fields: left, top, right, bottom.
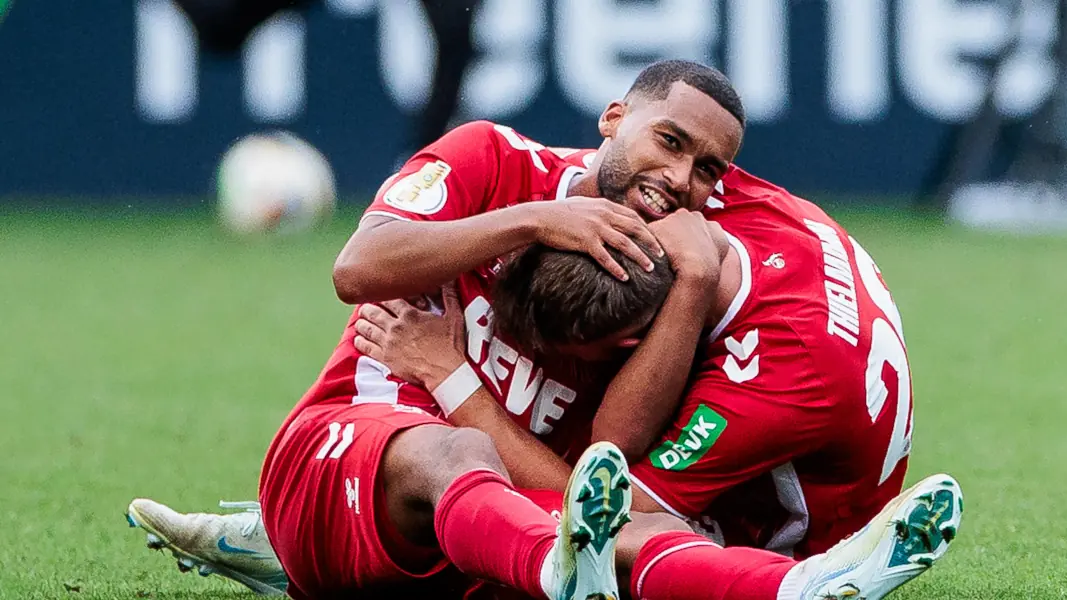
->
left=126, top=60, right=962, bottom=600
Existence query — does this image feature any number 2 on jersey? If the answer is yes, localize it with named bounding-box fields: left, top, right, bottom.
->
left=852, top=238, right=912, bottom=485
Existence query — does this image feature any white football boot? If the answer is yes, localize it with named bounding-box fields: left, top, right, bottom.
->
left=541, top=441, right=633, bottom=600
left=778, top=474, right=964, bottom=600
left=125, top=499, right=289, bottom=596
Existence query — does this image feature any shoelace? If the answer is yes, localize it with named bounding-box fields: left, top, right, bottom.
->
left=219, top=500, right=264, bottom=538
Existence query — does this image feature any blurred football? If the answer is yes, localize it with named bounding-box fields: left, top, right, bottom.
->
left=216, top=131, right=336, bottom=234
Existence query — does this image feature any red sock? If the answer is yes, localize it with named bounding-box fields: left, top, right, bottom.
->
left=632, top=531, right=795, bottom=600
left=434, top=469, right=557, bottom=600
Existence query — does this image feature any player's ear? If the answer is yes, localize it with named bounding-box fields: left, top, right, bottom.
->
left=599, top=100, right=627, bottom=139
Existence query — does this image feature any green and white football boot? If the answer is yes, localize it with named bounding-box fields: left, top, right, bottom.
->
left=779, top=473, right=963, bottom=600
left=541, top=441, right=633, bottom=600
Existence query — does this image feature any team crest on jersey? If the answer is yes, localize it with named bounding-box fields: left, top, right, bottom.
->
left=383, top=160, right=451, bottom=215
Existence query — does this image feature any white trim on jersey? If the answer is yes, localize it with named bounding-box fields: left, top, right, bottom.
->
left=362, top=165, right=582, bottom=223
left=359, top=210, right=413, bottom=225
left=351, top=355, right=400, bottom=405
left=630, top=474, right=687, bottom=520
left=635, top=540, right=721, bottom=599
left=554, top=165, right=585, bottom=201
left=764, top=462, right=810, bottom=557
left=706, top=232, right=753, bottom=342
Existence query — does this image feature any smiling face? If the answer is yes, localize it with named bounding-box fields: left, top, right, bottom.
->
left=594, top=80, right=743, bottom=221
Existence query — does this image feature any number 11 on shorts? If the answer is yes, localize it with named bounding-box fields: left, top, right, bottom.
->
left=315, top=422, right=355, bottom=460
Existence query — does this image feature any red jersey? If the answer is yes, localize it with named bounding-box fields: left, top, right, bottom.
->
left=277, top=121, right=602, bottom=460
left=629, top=166, right=913, bottom=558
left=269, top=121, right=911, bottom=562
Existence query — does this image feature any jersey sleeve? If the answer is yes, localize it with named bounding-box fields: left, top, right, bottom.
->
left=362, top=120, right=504, bottom=224
left=629, top=326, right=836, bottom=519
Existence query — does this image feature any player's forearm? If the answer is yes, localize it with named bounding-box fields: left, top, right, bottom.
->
left=448, top=388, right=571, bottom=492
left=592, top=278, right=714, bottom=461
left=333, top=207, right=540, bottom=304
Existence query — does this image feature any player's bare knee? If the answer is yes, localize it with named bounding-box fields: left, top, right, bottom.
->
left=381, top=424, right=457, bottom=500
left=435, top=427, right=507, bottom=477
left=629, top=511, right=691, bottom=536
left=616, top=512, right=693, bottom=573
left=381, top=426, right=507, bottom=507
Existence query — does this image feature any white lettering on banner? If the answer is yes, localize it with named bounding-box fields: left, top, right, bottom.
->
left=243, top=12, right=306, bottom=122
left=135, top=0, right=1059, bottom=125
left=325, top=0, right=374, bottom=17
left=555, top=0, right=716, bottom=115
left=827, top=0, right=889, bottom=122
left=377, top=0, right=434, bottom=114
left=898, top=0, right=1057, bottom=122
left=461, top=0, right=547, bottom=118
left=376, top=0, right=546, bottom=118
left=990, top=0, right=1058, bottom=117
left=135, top=0, right=305, bottom=123
left=135, top=0, right=197, bottom=123
left=463, top=296, right=577, bottom=434
left=726, top=0, right=787, bottom=122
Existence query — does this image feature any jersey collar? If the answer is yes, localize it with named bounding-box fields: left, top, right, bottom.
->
left=554, top=165, right=585, bottom=201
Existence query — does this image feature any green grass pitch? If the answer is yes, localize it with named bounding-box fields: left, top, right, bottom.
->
left=1, top=205, right=1065, bottom=599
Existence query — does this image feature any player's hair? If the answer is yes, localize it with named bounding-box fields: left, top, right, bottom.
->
left=492, top=240, right=674, bottom=354
left=626, top=59, right=745, bottom=127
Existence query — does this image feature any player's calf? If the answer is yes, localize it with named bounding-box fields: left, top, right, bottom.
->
left=614, top=511, right=691, bottom=588
left=381, top=425, right=511, bottom=544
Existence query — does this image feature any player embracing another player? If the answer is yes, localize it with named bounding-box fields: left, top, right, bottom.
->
left=126, top=60, right=963, bottom=600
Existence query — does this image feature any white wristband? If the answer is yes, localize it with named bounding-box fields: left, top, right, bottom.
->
left=431, top=362, right=482, bottom=417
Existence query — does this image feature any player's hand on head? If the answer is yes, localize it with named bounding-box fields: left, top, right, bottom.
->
left=528, top=197, right=663, bottom=280
left=353, top=291, right=467, bottom=389
left=649, top=210, right=728, bottom=284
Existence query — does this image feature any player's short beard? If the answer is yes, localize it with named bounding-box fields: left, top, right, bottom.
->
left=596, top=141, right=636, bottom=206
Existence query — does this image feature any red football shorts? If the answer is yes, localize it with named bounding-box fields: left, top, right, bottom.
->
left=260, top=401, right=472, bottom=600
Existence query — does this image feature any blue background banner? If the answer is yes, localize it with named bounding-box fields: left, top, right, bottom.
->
left=0, top=0, right=1057, bottom=199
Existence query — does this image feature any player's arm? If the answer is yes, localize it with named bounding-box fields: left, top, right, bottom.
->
left=442, top=387, right=572, bottom=491
left=336, top=203, right=660, bottom=304
left=591, top=214, right=731, bottom=462
left=334, top=211, right=534, bottom=304
left=353, top=289, right=573, bottom=491
left=333, top=123, right=660, bottom=304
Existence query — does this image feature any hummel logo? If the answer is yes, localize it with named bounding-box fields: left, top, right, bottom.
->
left=706, top=181, right=726, bottom=209
left=345, top=477, right=360, bottom=514
left=723, top=329, right=759, bottom=383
